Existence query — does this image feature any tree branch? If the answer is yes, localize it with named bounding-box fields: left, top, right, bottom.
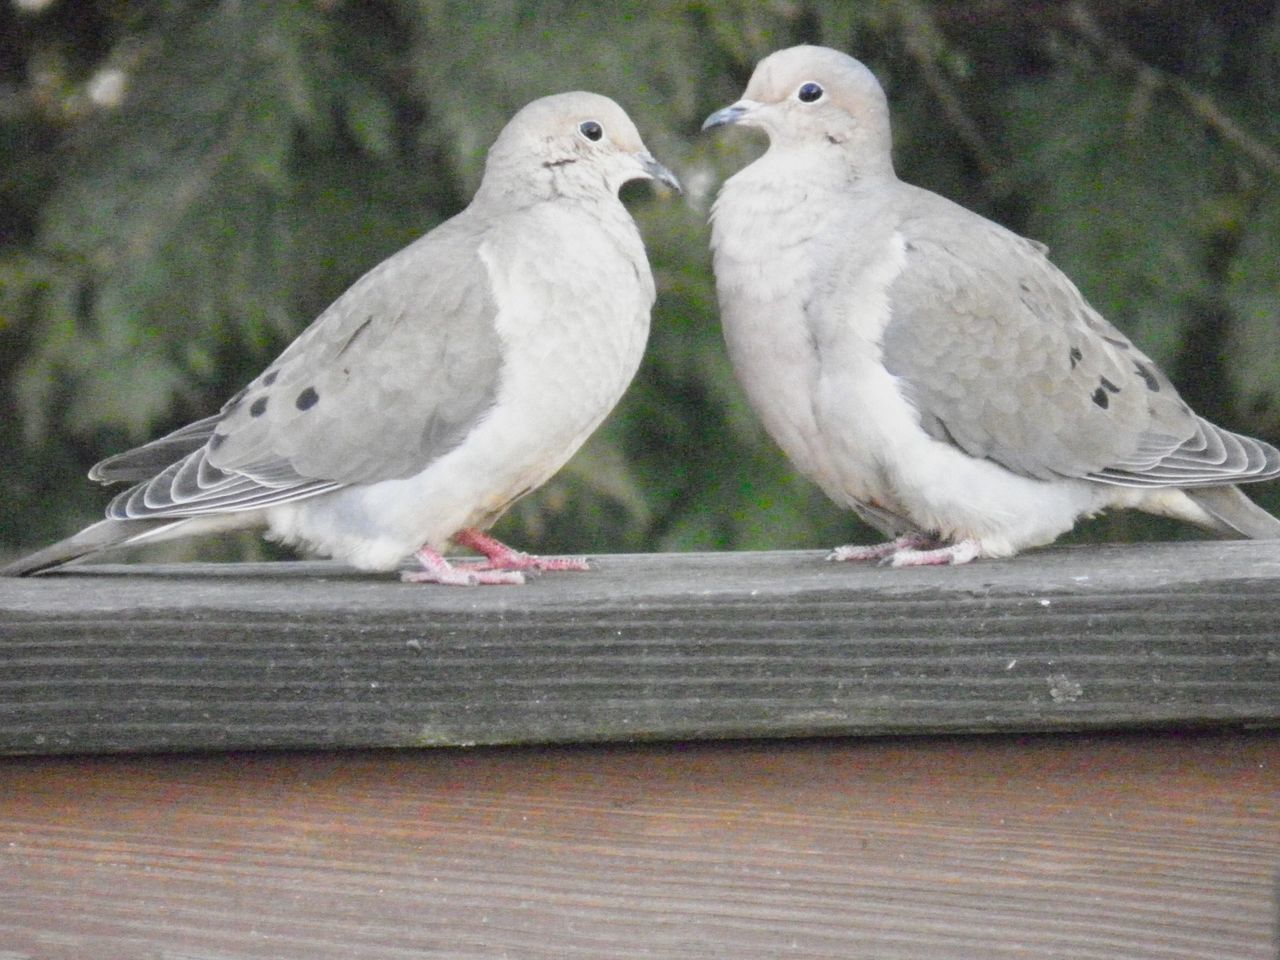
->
left=892, top=0, right=1004, bottom=184
left=1065, top=2, right=1280, bottom=176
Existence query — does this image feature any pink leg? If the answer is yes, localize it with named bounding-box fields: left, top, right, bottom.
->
left=453, top=528, right=590, bottom=573
left=886, top=539, right=982, bottom=568
left=828, top=533, right=941, bottom=563
left=401, top=547, right=526, bottom=586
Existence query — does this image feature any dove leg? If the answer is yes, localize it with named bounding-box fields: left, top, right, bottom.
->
left=453, top=528, right=590, bottom=572
left=402, top=547, right=526, bottom=586
left=828, top=533, right=941, bottom=563
left=885, top=539, right=982, bottom=568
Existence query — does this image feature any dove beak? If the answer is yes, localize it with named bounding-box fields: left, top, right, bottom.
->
left=701, top=99, right=760, bottom=131
left=638, top=151, right=683, bottom=193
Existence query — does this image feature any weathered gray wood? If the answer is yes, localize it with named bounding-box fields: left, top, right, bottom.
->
left=1, top=541, right=1278, bottom=755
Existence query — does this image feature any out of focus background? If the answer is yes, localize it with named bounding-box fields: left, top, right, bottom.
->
left=2, top=0, right=1278, bottom=564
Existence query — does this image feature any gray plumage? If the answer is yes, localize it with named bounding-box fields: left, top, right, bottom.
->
left=703, top=46, right=1280, bottom=565
left=5, top=91, right=680, bottom=583
left=100, top=221, right=503, bottom=519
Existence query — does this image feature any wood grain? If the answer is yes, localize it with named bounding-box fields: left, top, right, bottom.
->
left=1, top=731, right=1277, bottom=959
left=2, top=542, right=1280, bottom=754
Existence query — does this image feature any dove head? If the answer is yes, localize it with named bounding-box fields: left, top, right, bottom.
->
left=479, top=92, right=680, bottom=204
left=702, top=46, right=894, bottom=176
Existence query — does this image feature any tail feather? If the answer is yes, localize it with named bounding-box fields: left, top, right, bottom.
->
left=0, top=519, right=170, bottom=577
left=1184, top=485, right=1280, bottom=540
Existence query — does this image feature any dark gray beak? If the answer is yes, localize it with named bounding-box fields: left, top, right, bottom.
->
left=701, top=99, right=759, bottom=131
left=639, top=152, right=683, bottom=193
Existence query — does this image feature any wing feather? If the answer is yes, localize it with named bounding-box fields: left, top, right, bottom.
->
left=879, top=193, right=1280, bottom=488
left=96, top=210, right=505, bottom=520
left=89, top=415, right=222, bottom=483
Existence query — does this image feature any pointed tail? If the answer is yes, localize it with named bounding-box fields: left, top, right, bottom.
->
left=0, top=519, right=169, bottom=577
left=1184, top=485, right=1280, bottom=540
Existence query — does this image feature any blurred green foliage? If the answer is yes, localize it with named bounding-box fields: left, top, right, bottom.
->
left=1, top=0, right=1278, bottom=562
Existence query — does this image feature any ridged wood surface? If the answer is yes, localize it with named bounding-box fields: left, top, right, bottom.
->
left=2, top=541, right=1279, bottom=754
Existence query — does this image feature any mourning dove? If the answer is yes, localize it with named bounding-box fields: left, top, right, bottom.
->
left=4, top=92, right=680, bottom=584
left=703, top=45, right=1280, bottom=566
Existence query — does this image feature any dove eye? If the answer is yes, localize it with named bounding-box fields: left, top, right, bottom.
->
left=578, top=120, right=604, bottom=142
left=797, top=82, right=824, bottom=103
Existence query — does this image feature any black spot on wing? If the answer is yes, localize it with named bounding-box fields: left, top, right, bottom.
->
left=1133, top=361, right=1160, bottom=392
left=249, top=396, right=268, bottom=417
left=209, top=432, right=228, bottom=451
left=1069, top=346, right=1083, bottom=369
left=1092, top=387, right=1109, bottom=409
left=262, top=370, right=279, bottom=386
left=1103, top=335, right=1130, bottom=350
left=1100, top=377, right=1121, bottom=393
left=295, top=387, right=319, bottom=411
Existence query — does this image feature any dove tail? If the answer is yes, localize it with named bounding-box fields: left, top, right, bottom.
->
left=0, top=519, right=169, bottom=576
left=1184, top=485, right=1280, bottom=540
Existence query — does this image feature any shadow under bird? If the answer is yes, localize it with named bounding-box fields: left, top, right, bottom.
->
left=702, top=45, right=1280, bottom=566
left=3, top=91, right=680, bottom=584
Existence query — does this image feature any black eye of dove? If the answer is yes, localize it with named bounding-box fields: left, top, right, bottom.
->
left=798, top=82, right=824, bottom=103
left=579, top=120, right=603, bottom=141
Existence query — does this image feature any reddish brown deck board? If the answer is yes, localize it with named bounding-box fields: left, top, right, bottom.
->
left=2, top=731, right=1277, bottom=959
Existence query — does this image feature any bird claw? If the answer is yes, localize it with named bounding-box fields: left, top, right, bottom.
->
left=403, top=547, right=526, bottom=586
left=828, top=535, right=981, bottom=567
left=475, top=553, right=590, bottom=573
left=828, top=534, right=940, bottom=563
left=401, top=531, right=591, bottom=586
left=883, top=539, right=981, bottom=567
left=829, top=542, right=901, bottom=563
left=453, top=528, right=590, bottom=573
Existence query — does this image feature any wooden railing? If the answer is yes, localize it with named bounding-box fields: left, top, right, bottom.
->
left=2, top=541, right=1278, bottom=958
left=4, top=540, right=1278, bottom=755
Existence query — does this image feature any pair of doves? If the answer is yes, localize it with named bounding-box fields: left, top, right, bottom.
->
left=6, top=46, right=1278, bottom=583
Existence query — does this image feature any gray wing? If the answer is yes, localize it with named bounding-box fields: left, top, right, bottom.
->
left=90, top=415, right=222, bottom=483
left=881, top=192, right=1280, bottom=487
left=99, top=214, right=504, bottom=520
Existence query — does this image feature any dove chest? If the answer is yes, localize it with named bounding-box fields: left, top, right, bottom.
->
left=712, top=173, right=915, bottom=510
left=466, top=207, right=652, bottom=503
left=485, top=209, right=650, bottom=413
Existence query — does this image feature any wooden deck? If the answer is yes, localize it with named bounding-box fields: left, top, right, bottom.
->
left=3, top=541, right=1279, bottom=754
left=2, top=542, right=1279, bottom=957
left=3, top=733, right=1277, bottom=959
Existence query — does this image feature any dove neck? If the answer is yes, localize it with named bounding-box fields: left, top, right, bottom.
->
left=763, top=135, right=896, bottom=185
left=474, top=162, right=616, bottom=211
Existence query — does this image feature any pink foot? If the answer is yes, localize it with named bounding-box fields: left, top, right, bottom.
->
left=401, top=547, right=525, bottom=586
left=886, top=539, right=982, bottom=567
left=828, top=533, right=940, bottom=563
left=453, top=528, right=590, bottom=573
